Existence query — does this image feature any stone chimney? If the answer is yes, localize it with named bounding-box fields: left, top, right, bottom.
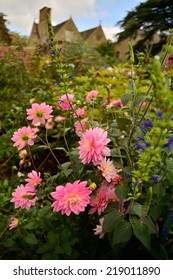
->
left=38, top=7, right=51, bottom=44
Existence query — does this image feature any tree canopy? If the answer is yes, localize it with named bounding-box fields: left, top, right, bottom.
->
left=116, top=0, right=173, bottom=54
left=0, top=12, right=11, bottom=45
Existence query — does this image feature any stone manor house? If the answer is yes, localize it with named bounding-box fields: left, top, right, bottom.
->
left=27, top=6, right=107, bottom=52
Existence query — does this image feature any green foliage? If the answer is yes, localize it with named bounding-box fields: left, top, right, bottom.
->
left=1, top=19, right=173, bottom=260
left=117, top=0, right=173, bottom=54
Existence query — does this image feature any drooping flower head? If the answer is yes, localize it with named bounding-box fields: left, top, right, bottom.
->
left=11, top=126, right=37, bottom=150
left=59, top=93, right=74, bottom=110
left=51, top=180, right=91, bottom=216
left=78, top=127, right=110, bottom=165
left=11, top=184, right=37, bottom=209
left=86, top=90, right=98, bottom=104
left=55, top=115, right=65, bottom=122
left=9, top=217, right=19, bottom=230
left=74, top=117, right=88, bottom=137
left=26, top=102, right=53, bottom=126
left=93, top=217, right=105, bottom=239
left=25, top=170, right=42, bottom=189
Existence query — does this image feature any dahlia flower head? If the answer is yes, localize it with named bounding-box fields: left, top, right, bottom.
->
left=86, top=90, right=98, bottom=104
left=89, top=182, right=119, bottom=215
left=11, top=184, right=37, bottom=210
left=51, top=180, right=92, bottom=216
left=9, top=217, right=19, bottom=230
left=74, top=117, right=88, bottom=137
left=78, top=127, right=110, bottom=165
left=97, top=157, right=119, bottom=183
left=106, top=99, right=124, bottom=109
left=11, top=126, right=37, bottom=150
left=26, top=102, right=53, bottom=126
left=59, top=93, right=74, bottom=110
left=25, top=170, right=42, bottom=189
left=93, top=217, right=105, bottom=239
left=73, top=107, right=86, bottom=118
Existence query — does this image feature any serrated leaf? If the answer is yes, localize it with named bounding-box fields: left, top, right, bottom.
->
left=133, top=222, right=150, bottom=250
left=129, top=202, right=145, bottom=217
left=23, top=233, right=38, bottom=245
left=121, top=93, right=132, bottom=106
left=115, top=185, right=129, bottom=203
left=112, top=220, right=132, bottom=245
left=103, top=211, right=124, bottom=233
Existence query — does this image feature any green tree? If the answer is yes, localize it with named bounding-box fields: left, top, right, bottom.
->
left=0, top=12, right=11, bottom=45
left=96, top=40, right=118, bottom=66
left=116, top=0, right=173, bottom=54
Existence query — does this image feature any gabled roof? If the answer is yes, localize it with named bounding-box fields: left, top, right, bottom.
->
left=80, top=26, right=99, bottom=40
left=53, top=17, right=78, bottom=33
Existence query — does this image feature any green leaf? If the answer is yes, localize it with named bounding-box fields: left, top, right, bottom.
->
left=112, top=220, right=132, bottom=245
left=150, top=206, right=162, bottom=221
left=133, top=222, right=150, bottom=250
left=117, top=117, right=131, bottom=130
left=60, top=162, right=71, bottom=170
left=23, top=233, right=38, bottom=245
left=63, top=169, right=73, bottom=178
left=47, top=230, right=59, bottom=245
left=23, top=221, right=38, bottom=230
left=62, top=242, right=72, bottom=256
left=129, top=202, right=145, bottom=217
left=143, top=216, right=157, bottom=234
left=1, top=238, right=16, bottom=248
left=133, top=95, right=146, bottom=108
left=121, top=93, right=132, bottom=106
left=103, top=211, right=124, bottom=233
left=115, top=185, right=129, bottom=203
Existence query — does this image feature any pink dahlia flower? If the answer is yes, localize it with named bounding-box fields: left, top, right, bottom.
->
left=93, top=217, right=105, bottom=239
left=11, top=126, right=37, bottom=150
left=9, top=217, right=19, bottom=230
left=26, top=102, right=53, bottom=126
left=73, top=108, right=86, bottom=118
left=106, top=99, right=124, bottom=109
left=11, top=184, right=37, bottom=209
left=97, top=158, right=118, bottom=182
left=51, top=180, right=91, bottom=216
left=25, top=170, right=42, bottom=189
left=86, top=90, right=98, bottom=104
left=55, top=115, right=65, bottom=122
left=89, top=182, right=119, bottom=215
left=89, top=185, right=109, bottom=215
left=78, top=127, right=110, bottom=165
left=59, top=93, right=74, bottom=110
left=74, top=117, right=88, bottom=137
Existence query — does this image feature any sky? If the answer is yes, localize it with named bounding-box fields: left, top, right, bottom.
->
left=1, top=0, right=146, bottom=41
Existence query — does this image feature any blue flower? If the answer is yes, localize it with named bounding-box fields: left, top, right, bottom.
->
left=68, top=74, right=74, bottom=79
left=134, top=50, right=139, bottom=58
left=142, top=120, right=153, bottom=130
left=157, top=110, right=162, bottom=119
left=134, top=180, right=139, bottom=187
left=126, top=173, right=132, bottom=178
left=168, top=215, right=173, bottom=223
left=55, top=82, right=60, bottom=86
left=164, top=136, right=173, bottom=150
left=162, top=225, right=170, bottom=237
left=50, top=49, right=56, bottom=55
left=57, top=74, right=61, bottom=78
left=150, top=175, right=159, bottom=183
left=136, top=140, right=150, bottom=151
left=58, top=46, right=62, bottom=53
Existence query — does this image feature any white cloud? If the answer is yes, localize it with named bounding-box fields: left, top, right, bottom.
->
left=1, top=0, right=97, bottom=35
left=103, top=26, right=123, bottom=42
